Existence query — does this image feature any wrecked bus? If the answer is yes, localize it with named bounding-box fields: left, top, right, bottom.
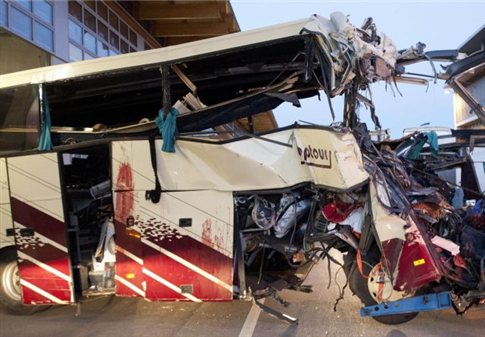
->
left=0, top=13, right=484, bottom=324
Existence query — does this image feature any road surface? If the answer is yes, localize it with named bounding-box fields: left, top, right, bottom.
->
left=1, top=257, right=483, bottom=337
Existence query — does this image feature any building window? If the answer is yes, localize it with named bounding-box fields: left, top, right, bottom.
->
left=68, top=1, right=82, bottom=21
left=108, top=9, right=118, bottom=30
left=109, top=29, right=118, bottom=49
left=13, top=0, right=31, bottom=11
left=120, top=40, right=128, bottom=54
left=83, top=9, right=95, bottom=31
left=6, top=1, right=54, bottom=53
left=10, top=6, right=32, bottom=39
left=84, top=0, right=95, bottom=12
left=33, top=0, right=52, bottom=25
left=129, top=29, right=137, bottom=46
left=68, top=19, right=82, bottom=44
left=67, top=1, right=144, bottom=61
left=119, top=21, right=128, bottom=39
left=98, top=21, right=108, bottom=41
left=83, top=30, right=96, bottom=54
left=97, top=40, right=109, bottom=57
left=69, top=43, right=82, bottom=62
left=0, top=1, right=7, bottom=26
left=97, top=1, right=107, bottom=21
left=34, top=21, right=53, bottom=51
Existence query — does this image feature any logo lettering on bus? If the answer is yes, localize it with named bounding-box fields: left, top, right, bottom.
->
left=297, top=145, right=332, bottom=169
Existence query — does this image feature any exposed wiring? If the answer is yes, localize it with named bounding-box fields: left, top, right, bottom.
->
left=333, top=264, right=349, bottom=312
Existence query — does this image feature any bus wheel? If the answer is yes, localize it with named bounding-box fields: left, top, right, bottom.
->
left=344, top=248, right=419, bottom=325
left=0, top=247, right=45, bottom=315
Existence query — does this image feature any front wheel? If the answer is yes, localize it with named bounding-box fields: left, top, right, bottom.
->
left=0, top=247, right=45, bottom=315
left=344, top=249, right=419, bottom=325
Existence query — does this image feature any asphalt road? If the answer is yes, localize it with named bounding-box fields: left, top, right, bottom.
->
left=1, top=258, right=483, bottom=337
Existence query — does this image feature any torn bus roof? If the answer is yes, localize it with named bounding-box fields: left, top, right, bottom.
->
left=1, top=12, right=414, bottom=135
left=0, top=12, right=399, bottom=91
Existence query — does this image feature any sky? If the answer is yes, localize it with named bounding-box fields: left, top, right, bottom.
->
left=231, top=0, right=485, bottom=137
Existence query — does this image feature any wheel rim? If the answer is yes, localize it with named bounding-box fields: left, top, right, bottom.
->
left=367, top=263, right=406, bottom=303
left=2, top=261, right=22, bottom=301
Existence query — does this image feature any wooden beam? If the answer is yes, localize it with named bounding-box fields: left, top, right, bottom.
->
left=221, top=12, right=238, bottom=32
left=225, top=1, right=240, bottom=32
left=136, top=2, right=223, bottom=21
left=171, top=64, right=197, bottom=93
left=237, top=111, right=277, bottom=132
left=153, top=22, right=233, bottom=37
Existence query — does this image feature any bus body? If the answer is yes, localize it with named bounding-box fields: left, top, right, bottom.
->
left=0, top=125, right=367, bottom=304
left=0, top=12, right=483, bottom=323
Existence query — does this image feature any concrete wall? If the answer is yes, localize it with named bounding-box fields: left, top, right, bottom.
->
left=0, top=29, right=50, bottom=75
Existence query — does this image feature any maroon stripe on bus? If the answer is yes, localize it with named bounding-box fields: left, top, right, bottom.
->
left=151, top=235, right=233, bottom=285
left=143, top=240, right=232, bottom=300
left=10, top=197, right=67, bottom=246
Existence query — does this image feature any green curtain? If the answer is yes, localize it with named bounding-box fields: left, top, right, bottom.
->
left=156, top=107, right=179, bottom=153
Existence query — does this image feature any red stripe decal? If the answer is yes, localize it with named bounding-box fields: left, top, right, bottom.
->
left=134, top=217, right=232, bottom=282
left=114, top=253, right=144, bottom=297
left=113, top=217, right=144, bottom=297
left=10, top=197, right=66, bottom=246
left=20, top=261, right=71, bottom=303
left=17, top=245, right=71, bottom=276
left=21, top=281, right=70, bottom=304
left=114, top=279, right=143, bottom=298
left=143, top=242, right=231, bottom=300
left=143, top=270, right=187, bottom=301
left=154, top=235, right=232, bottom=285
left=18, top=258, right=70, bottom=283
left=21, top=286, right=54, bottom=305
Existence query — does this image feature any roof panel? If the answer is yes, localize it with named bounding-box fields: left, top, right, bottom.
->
left=0, top=17, right=310, bottom=89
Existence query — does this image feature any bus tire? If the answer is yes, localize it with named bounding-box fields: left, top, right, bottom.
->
left=344, top=248, right=419, bottom=325
left=0, top=247, right=46, bottom=315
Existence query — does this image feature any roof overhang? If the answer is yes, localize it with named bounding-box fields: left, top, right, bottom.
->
left=132, top=0, right=240, bottom=46
left=458, top=24, right=485, bottom=55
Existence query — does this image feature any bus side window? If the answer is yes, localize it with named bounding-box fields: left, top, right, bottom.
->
left=0, top=85, right=40, bottom=152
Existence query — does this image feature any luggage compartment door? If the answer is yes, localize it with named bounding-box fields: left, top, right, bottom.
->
left=7, top=153, right=74, bottom=305
left=141, top=191, right=234, bottom=302
left=113, top=189, right=234, bottom=301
